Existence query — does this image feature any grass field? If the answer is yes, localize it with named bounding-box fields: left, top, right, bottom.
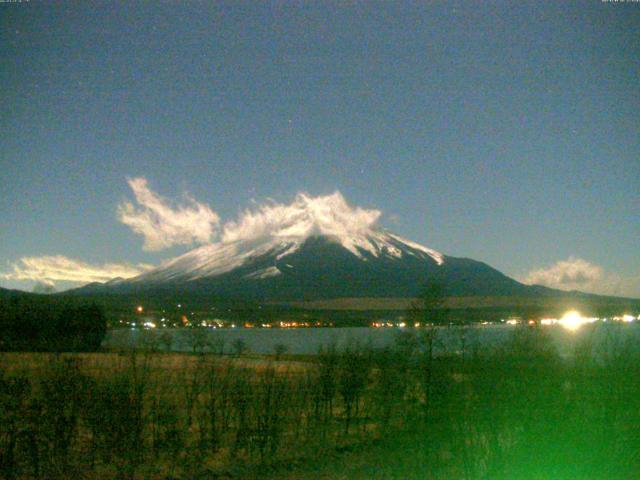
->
left=2, top=324, right=640, bottom=479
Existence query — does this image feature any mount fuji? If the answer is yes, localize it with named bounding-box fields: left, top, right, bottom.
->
left=78, top=230, right=540, bottom=300
left=76, top=191, right=550, bottom=301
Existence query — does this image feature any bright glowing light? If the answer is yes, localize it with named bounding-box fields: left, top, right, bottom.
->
left=559, top=310, right=597, bottom=331
left=540, top=318, right=558, bottom=326
left=506, top=319, right=519, bottom=326
left=560, top=311, right=583, bottom=331
left=136, top=305, right=143, bottom=313
left=143, top=321, right=156, bottom=329
left=622, top=314, right=635, bottom=323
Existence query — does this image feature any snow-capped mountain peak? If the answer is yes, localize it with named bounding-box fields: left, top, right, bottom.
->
left=129, top=192, right=443, bottom=284
left=131, top=229, right=443, bottom=284
left=73, top=190, right=552, bottom=301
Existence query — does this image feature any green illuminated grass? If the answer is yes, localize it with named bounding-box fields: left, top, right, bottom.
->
left=1, top=324, right=639, bottom=479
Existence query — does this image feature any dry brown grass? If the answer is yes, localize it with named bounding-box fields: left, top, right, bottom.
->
left=0, top=351, right=311, bottom=376
left=3, top=327, right=640, bottom=480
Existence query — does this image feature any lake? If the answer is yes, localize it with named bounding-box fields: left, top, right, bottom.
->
left=103, top=322, right=640, bottom=357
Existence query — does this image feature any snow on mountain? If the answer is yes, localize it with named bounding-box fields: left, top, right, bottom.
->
left=72, top=190, right=620, bottom=301
left=128, top=192, right=444, bottom=284
left=134, top=238, right=300, bottom=283
left=244, top=266, right=281, bottom=280
left=131, top=230, right=443, bottom=284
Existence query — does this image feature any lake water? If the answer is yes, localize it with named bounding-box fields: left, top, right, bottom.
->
left=103, top=322, right=640, bottom=357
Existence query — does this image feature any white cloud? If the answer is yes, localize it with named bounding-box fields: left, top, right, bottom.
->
left=523, top=257, right=640, bottom=298
left=118, top=180, right=382, bottom=250
left=222, top=191, right=381, bottom=243
left=525, top=257, right=603, bottom=289
left=5, top=186, right=384, bottom=291
left=118, top=177, right=220, bottom=251
left=2, top=255, right=153, bottom=285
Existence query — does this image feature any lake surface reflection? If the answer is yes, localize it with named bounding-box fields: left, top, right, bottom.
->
left=103, top=322, right=640, bottom=357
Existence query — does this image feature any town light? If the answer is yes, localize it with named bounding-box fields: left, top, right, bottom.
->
left=558, top=310, right=597, bottom=331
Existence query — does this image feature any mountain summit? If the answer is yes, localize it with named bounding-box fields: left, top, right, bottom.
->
left=134, top=229, right=444, bottom=285
left=75, top=192, right=550, bottom=300
left=87, top=235, right=536, bottom=301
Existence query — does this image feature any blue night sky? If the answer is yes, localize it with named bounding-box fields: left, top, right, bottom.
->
left=1, top=1, right=639, bottom=296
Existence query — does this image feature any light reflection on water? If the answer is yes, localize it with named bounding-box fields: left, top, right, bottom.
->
left=103, top=322, right=640, bottom=357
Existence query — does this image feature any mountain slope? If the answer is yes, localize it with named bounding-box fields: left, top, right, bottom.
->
left=76, top=231, right=543, bottom=301
left=69, top=189, right=618, bottom=303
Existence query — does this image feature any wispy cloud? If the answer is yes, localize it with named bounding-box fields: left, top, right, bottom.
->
left=2, top=255, right=153, bottom=285
left=523, top=257, right=640, bottom=298
left=525, top=257, right=603, bottom=290
left=118, top=180, right=382, bottom=249
left=221, top=191, right=381, bottom=243
left=118, top=177, right=220, bottom=251
left=6, top=184, right=384, bottom=291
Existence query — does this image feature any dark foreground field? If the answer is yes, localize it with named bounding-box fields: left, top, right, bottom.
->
left=2, top=325, right=640, bottom=479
